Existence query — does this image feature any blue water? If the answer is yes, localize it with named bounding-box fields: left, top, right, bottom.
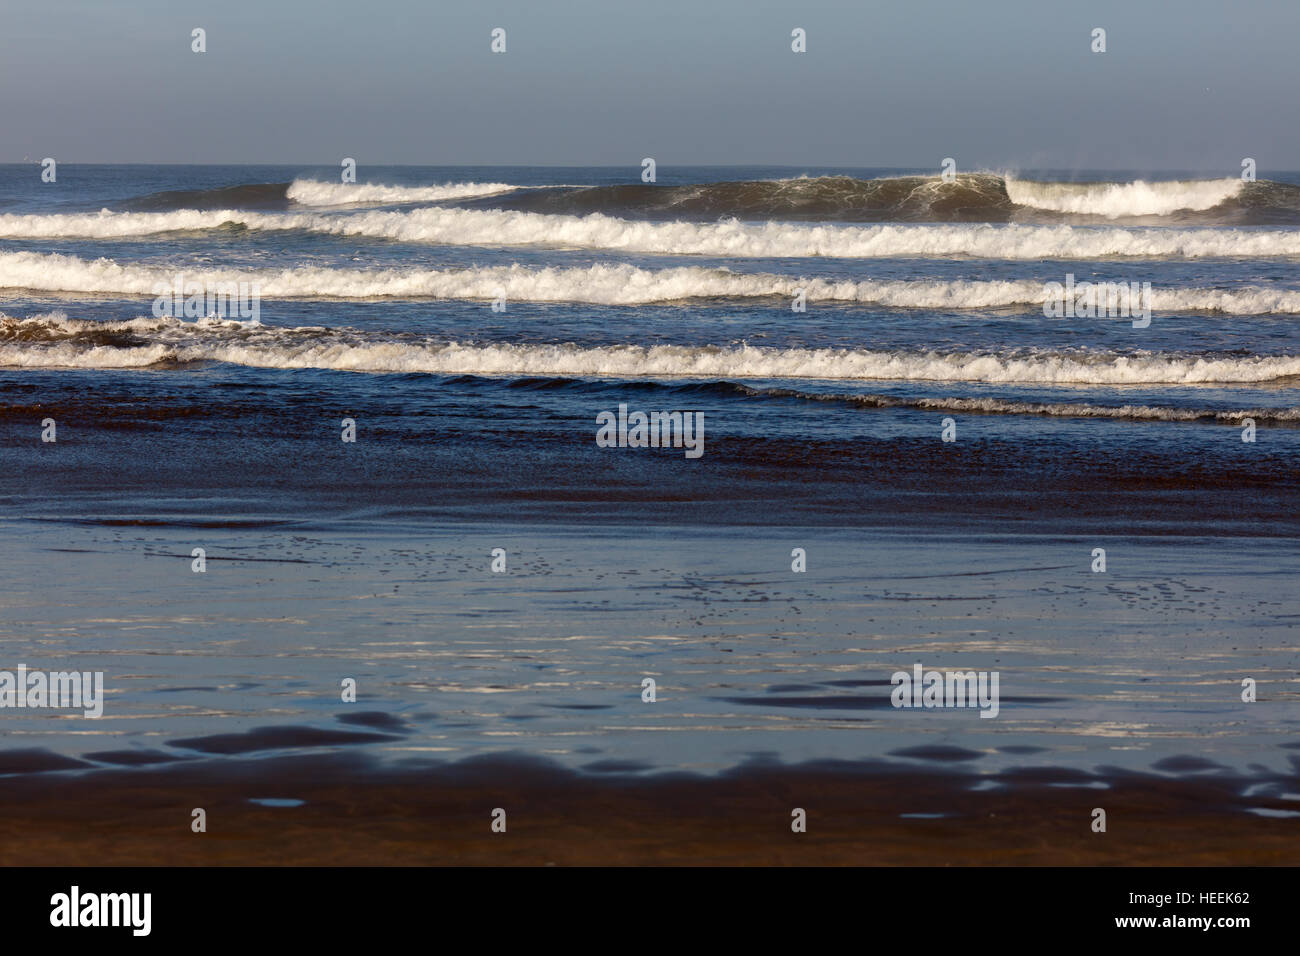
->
left=0, top=164, right=1297, bottom=785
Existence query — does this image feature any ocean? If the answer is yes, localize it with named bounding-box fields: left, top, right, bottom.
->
left=1, top=164, right=1297, bottom=863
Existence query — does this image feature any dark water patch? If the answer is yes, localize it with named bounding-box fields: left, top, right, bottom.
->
left=998, top=766, right=1101, bottom=785
left=143, top=550, right=317, bottom=564
left=877, top=565, right=1073, bottom=580
left=153, top=686, right=220, bottom=694
left=581, top=759, right=654, bottom=773
left=5, top=374, right=1300, bottom=536
left=117, top=182, right=291, bottom=212
left=83, top=749, right=188, bottom=766
left=0, top=748, right=96, bottom=775
left=505, top=376, right=590, bottom=392
left=169, top=725, right=403, bottom=755
left=718, top=694, right=890, bottom=710
left=336, top=711, right=409, bottom=732
left=890, top=745, right=985, bottom=762
left=35, top=516, right=300, bottom=531
left=862, top=593, right=997, bottom=602
left=1153, top=755, right=1229, bottom=773
left=544, top=703, right=613, bottom=711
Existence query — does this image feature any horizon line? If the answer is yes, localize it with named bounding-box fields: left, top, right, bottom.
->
left=0, top=161, right=1290, bottom=174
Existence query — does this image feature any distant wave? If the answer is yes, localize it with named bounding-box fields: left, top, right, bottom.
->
left=284, top=179, right=519, bottom=206
left=5, top=207, right=1300, bottom=259
left=44, top=173, right=1300, bottom=224
left=475, top=174, right=1300, bottom=225
left=5, top=312, right=1300, bottom=385
left=116, top=182, right=293, bottom=212
left=484, top=173, right=1016, bottom=222
left=115, top=180, right=518, bottom=212
left=6, top=251, right=1300, bottom=314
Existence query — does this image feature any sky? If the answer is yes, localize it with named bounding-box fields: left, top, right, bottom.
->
left=1, top=0, right=1297, bottom=170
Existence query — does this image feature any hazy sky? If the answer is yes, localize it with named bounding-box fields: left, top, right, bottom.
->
left=2, top=0, right=1296, bottom=170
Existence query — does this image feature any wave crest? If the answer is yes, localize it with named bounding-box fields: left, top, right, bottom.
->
left=5, top=312, right=1300, bottom=385
left=1005, top=177, right=1243, bottom=218
left=5, top=207, right=1300, bottom=259
left=285, top=179, right=518, bottom=206
left=5, top=252, right=1300, bottom=314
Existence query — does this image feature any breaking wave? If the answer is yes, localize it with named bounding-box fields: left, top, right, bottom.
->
left=1003, top=177, right=1244, bottom=218
left=4, top=312, right=1300, bottom=385
left=4, top=206, right=1300, bottom=259
left=116, top=180, right=518, bottom=212
left=5, top=251, right=1300, bottom=314
left=284, top=179, right=518, bottom=206
left=474, top=174, right=1300, bottom=224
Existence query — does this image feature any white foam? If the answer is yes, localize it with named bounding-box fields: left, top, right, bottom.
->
left=4, top=252, right=1300, bottom=314
left=0, top=208, right=246, bottom=239
left=276, top=207, right=1300, bottom=259
left=1005, top=177, right=1243, bottom=218
left=4, top=206, right=1300, bottom=259
left=285, top=179, right=517, bottom=206
left=5, top=312, right=1300, bottom=384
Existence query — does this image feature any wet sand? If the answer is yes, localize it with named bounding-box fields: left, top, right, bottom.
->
left=0, top=752, right=1295, bottom=866
left=1, top=519, right=1298, bottom=867
left=2, top=519, right=1296, bottom=779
